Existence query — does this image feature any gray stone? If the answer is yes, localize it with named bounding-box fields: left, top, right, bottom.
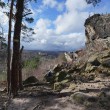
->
left=101, top=58, right=110, bottom=67
left=71, top=92, right=90, bottom=104
left=23, top=76, right=39, bottom=85
left=85, top=14, right=110, bottom=51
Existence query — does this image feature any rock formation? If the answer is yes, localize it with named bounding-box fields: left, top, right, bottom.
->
left=85, top=14, right=110, bottom=51
left=44, top=14, right=110, bottom=93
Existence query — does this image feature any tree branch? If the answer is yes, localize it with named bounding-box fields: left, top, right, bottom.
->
left=23, top=12, right=33, bottom=17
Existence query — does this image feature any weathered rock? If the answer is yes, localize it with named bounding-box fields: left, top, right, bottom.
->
left=61, top=79, right=70, bottom=84
left=85, top=54, right=101, bottom=72
left=23, top=76, right=39, bottom=85
left=85, top=14, right=110, bottom=51
left=69, top=83, right=76, bottom=90
left=88, top=74, right=95, bottom=80
left=64, top=52, right=73, bottom=63
left=85, top=63, right=97, bottom=72
left=67, top=69, right=75, bottom=74
left=99, top=50, right=110, bottom=59
left=54, top=82, right=65, bottom=91
left=44, top=64, right=63, bottom=83
left=88, top=54, right=100, bottom=66
left=101, top=58, right=110, bottom=67
left=54, top=79, right=71, bottom=91
left=60, top=88, right=73, bottom=93
left=71, top=92, right=90, bottom=104
left=55, top=70, right=68, bottom=82
left=85, top=14, right=110, bottom=40
left=53, top=64, right=62, bottom=73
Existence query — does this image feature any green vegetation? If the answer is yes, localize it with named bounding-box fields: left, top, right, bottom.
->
left=23, top=56, right=41, bottom=69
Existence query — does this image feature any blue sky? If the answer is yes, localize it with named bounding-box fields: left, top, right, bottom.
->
left=1, top=0, right=110, bottom=51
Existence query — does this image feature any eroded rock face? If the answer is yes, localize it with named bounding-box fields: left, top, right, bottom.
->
left=85, top=14, right=110, bottom=51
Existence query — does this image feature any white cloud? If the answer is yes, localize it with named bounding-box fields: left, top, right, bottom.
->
left=0, top=9, right=8, bottom=26
left=0, top=7, right=9, bottom=34
left=43, top=0, right=57, bottom=8
left=24, top=17, right=86, bottom=51
left=65, top=0, right=88, bottom=11
left=23, top=0, right=91, bottom=51
left=35, top=18, right=51, bottom=30
left=40, top=39, right=47, bottom=44
left=42, top=0, right=64, bottom=12
left=54, top=0, right=89, bottom=34
left=24, top=31, right=85, bottom=51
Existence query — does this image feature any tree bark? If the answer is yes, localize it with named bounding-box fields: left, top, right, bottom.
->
left=7, top=0, right=14, bottom=94
left=19, top=46, right=24, bottom=90
left=11, top=0, right=24, bottom=97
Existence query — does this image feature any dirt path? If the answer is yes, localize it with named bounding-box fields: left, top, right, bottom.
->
left=1, top=76, right=110, bottom=110
left=7, top=86, right=85, bottom=110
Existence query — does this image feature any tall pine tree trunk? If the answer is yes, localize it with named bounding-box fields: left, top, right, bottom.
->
left=11, top=0, right=24, bottom=97
left=19, top=46, right=24, bottom=90
left=7, top=0, right=14, bottom=94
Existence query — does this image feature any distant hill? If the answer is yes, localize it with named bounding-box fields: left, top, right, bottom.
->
left=22, top=50, right=66, bottom=61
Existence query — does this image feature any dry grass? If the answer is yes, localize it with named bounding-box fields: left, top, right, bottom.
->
left=22, top=53, right=65, bottom=81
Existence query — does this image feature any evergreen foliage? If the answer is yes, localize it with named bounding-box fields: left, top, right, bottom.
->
left=86, top=0, right=101, bottom=7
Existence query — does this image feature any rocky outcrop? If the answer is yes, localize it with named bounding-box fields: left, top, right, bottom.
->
left=45, top=51, right=110, bottom=91
left=44, top=14, right=110, bottom=93
left=64, top=52, right=73, bottom=63
left=85, top=14, right=110, bottom=51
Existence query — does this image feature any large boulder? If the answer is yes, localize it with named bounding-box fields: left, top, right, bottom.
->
left=23, top=76, right=39, bottom=85
left=85, top=14, right=110, bottom=51
left=85, top=50, right=110, bottom=72
left=71, top=92, right=90, bottom=104
left=44, top=64, right=63, bottom=83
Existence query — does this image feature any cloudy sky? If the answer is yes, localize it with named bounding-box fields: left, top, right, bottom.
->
left=1, top=0, right=110, bottom=51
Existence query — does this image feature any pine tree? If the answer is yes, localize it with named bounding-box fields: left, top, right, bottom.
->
left=10, top=0, right=36, bottom=97
left=11, top=0, right=25, bottom=96
left=86, top=0, right=101, bottom=7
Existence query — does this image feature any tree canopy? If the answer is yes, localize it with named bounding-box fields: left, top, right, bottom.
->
left=86, top=0, right=101, bottom=7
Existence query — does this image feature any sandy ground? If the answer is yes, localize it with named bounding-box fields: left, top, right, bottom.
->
left=6, top=86, right=85, bottom=110
left=0, top=76, right=110, bottom=110
left=0, top=85, right=85, bottom=110
left=7, top=96, right=85, bottom=110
